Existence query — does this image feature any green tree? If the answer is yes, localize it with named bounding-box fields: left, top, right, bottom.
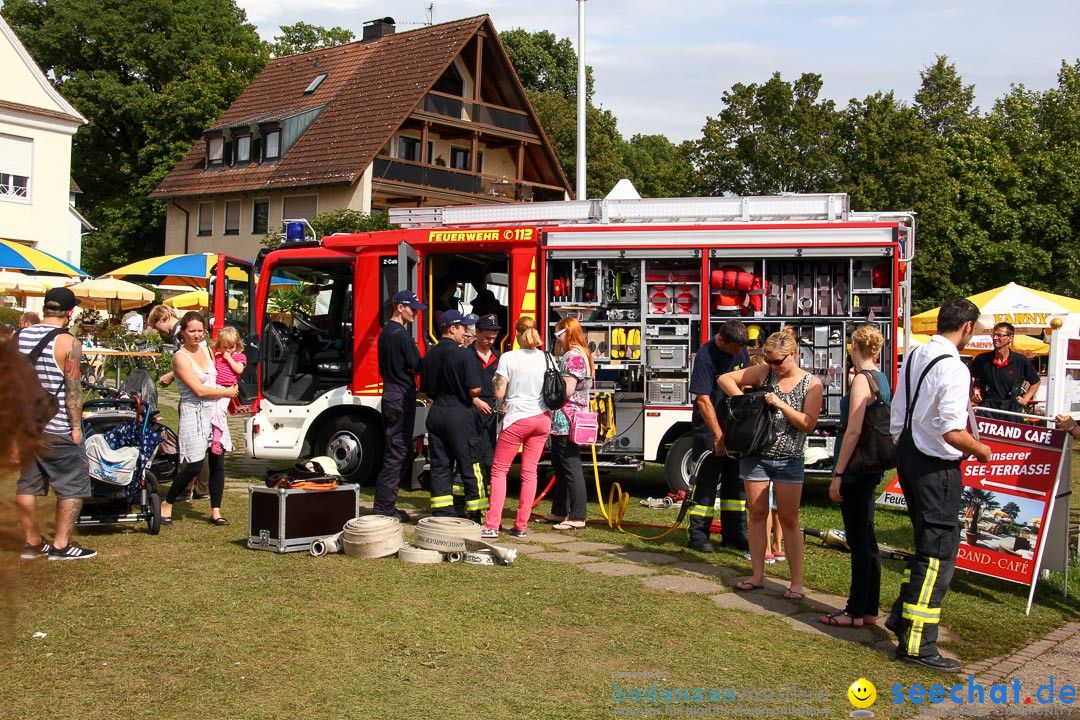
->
left=692, top=72, right=843, bottom=196
left=620, top=134, right=694, bottom=198
left=499, top=28, right=594, bottom=100
left=1001, top=502, right=1021, bottom=522
left=501, top=28, right=630, bottom=198
left=915, top=55, right=978, bottom=137
left=2, top=0, right=268, bottom=274
left=268, top=21, right=354, bottom=57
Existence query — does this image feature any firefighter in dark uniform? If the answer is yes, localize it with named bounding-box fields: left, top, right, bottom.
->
left=373, top=290, right=426, bottom=521
left=686, top=320, right=750, bottom=553
left=421, top=310, right=486, bottom=519
left=887, top=298, right=991, bottom=672
left=468, top=313, right=501, bottom=494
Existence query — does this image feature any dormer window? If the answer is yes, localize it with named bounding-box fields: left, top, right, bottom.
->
left=304, top=73, right=328, bottom=95
left=206, top=135, right=224, bottom=168
left=263, top=130, right=281, bottom=161
left=234, top=134, right=251, bottom=164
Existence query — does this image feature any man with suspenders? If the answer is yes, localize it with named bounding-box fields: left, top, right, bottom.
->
left=887, top=298, right=991, bottom=670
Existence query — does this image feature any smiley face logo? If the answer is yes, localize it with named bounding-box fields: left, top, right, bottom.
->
left=848, top=678, right=876, bottom=709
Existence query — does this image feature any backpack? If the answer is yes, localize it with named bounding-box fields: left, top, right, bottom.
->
left=846, top=370, right=896, bottom=475
left=542, top=352, right=567, bottom=410
left=719, top=389, right=775, bottom=457
left=19, top=327, right=69, bottom=429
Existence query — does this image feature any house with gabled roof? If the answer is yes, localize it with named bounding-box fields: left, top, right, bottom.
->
left=0, top=14, right=89, bottom=270
left=151, top=15, right=572, bottom=259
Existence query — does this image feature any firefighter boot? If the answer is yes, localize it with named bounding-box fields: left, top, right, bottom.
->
left=687, top=511, right=716, bottom=553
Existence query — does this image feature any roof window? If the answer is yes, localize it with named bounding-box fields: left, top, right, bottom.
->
left=304, top=73, right=328, bottom=95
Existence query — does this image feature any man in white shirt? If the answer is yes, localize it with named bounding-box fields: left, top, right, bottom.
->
left=887, top=297, right=991, bottom=671
left=122, top=310, right=144, bottom=334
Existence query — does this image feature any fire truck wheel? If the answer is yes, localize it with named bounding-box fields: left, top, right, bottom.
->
left=664, top=434, right=694, bottom=494
left=316, top=416, right=381, bottom=485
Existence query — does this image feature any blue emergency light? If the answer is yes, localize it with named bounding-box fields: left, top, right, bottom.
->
left=286, top=222, right=306, bottom=242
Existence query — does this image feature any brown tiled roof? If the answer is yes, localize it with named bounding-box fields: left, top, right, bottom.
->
left=151, top=16, right=491, bottom=199
left=0, top=98, right=84, bottom=125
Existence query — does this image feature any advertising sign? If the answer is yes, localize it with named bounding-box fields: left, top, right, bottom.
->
left=876, top=416, right=1068, bottom=591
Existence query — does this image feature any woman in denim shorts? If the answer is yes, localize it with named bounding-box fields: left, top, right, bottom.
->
left=719, top=327, right=822, bottom=599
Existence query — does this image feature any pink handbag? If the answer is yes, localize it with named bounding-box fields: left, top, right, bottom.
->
left=569, top=410, right=599, bottom=445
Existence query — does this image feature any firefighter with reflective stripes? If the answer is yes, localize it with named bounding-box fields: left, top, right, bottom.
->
left=467, top=314, right=501, bottom=498
left=686, top=320, right=749, bottom=553
left=887, top=298, right=990, bottom=672
left=421, top=310, right=487, bottom=519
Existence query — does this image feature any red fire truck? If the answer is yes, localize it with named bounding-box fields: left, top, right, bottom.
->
left=228, top=193, right=913, bottom=490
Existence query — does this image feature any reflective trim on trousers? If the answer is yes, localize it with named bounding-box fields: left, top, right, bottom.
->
left=719, top=499, right=746, bottom=511
left=907, top=557, right=940, bottom=657
left=689, top=504, right=714, bottom=518
left=431, top=494, right=454, bottom=509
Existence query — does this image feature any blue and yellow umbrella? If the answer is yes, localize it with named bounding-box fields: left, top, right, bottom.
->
left=105, top=253, right=248, bottom=288
left=0, top=239, right=86, bottom=276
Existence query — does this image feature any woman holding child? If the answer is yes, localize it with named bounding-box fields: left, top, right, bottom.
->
left=160, top=312, right=239, bottom=526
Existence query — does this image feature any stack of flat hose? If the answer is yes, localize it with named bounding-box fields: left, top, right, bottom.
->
left=412, top=517, right=483, bottom=553
left=341, top=515, right=403, bottom=559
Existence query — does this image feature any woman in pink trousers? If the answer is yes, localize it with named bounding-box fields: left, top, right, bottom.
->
left=482, top=316, right=552, bottom=539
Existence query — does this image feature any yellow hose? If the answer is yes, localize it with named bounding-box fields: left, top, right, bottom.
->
left=590, top=444, right=686, bottom=541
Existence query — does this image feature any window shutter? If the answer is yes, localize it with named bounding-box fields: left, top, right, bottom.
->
left=282, top=194, right=317, bottom=222
left=0, top=135, right=33, bottom=176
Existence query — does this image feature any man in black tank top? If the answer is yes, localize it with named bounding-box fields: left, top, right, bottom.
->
left=15, top=288, right=97, bottom=560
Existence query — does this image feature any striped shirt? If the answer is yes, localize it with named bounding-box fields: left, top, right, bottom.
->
left=18, top=323, right=73, bottom=435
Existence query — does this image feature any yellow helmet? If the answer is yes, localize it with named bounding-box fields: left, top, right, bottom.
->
left=746, top=324, right=763, bottom=346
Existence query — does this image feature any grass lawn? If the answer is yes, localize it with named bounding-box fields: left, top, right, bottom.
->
left=1, top=434, right=1078, bottom=719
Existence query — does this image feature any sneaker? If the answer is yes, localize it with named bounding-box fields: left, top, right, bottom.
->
left=507, top=528, right=527, bottom=539
left=48, top=542, right=97, bottom=561
left=773, top=551, right=786, bottom=562
left=20, top=540, right=52, bottom=559
left=192, top=494, right=211, bottom=501
left=480, top=527, right=500, bottom=539
left=174, top=493, right=193, bottom=503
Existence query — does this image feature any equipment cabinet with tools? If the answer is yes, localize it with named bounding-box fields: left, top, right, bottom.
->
left=248, top=484, right=360, bottom=553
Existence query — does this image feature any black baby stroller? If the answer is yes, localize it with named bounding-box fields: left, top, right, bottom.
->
left=119, top=370, right=178, bottom=484
left=77, top=376, right=166, bottom=534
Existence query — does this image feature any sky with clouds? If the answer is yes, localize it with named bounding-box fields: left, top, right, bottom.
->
left=233, top=0, right=1080, bottom=143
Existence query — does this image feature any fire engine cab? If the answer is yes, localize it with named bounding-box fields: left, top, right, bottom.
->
left=235, top=193, right=913, bottom=490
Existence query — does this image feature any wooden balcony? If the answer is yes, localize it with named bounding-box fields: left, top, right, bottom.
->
left=372, top=157, right=565, bottom=203
left=413, top=91, right=537, bottom=139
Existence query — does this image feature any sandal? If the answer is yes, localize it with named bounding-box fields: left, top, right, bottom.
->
left=818, top=610, right=863, bottom=627
left=535, top=515, right=566, bottom=524
left=783, top=589, right=805, bottom=600
left=210, top=517, right=230, bottom=526
left=734, top=580, right=764, bottom=592
left=552, top=520, right=586, bottom=531
left=160, top=516, right=173, bottom=526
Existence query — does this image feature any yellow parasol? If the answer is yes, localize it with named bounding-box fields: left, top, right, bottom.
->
left=69, top=277, right=155, bottom=313
left=911, top=282, right=1080, bottom=334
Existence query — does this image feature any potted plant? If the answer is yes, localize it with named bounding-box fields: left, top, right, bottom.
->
left=267, top=286, right=316, bottom=324
left=961, top=487, right=999, bottom=545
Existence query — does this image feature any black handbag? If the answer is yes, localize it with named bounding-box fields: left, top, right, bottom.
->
left=720, top=389, right=775, bottom=457
left=846, top=370, right=897, bottom=475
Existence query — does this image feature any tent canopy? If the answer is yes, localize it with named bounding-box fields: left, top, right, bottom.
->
left=911, top=282, right=1080, bottom=334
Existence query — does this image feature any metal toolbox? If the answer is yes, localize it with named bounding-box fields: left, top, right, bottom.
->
left=247, top=484, right=360, bottom=553
left=647, top=380, right=689, bottom=405
left=646, top=345, right=688, bottom=369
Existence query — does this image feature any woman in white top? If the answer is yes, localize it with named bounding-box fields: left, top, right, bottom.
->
left=482, top=316, right=551, bottom=539
left=160, top=312, right=238, bottom=526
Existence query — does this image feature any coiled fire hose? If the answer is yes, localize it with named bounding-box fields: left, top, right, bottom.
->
left=397, top=543, right=444, bottom=564
left=342, top=515, right=404, bottom=559
left=413, top=517, right=517, bottom=565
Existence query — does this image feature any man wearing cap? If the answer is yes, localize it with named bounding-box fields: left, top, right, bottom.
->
left=468, top=314, right=502, bottom=494
left=420, top=310, right=485, bottom=519
left=686, top=319, right=750, bottom=553
left=15, top=288, right=96, bottom=560
left=373, top=290, right=426, bottom=521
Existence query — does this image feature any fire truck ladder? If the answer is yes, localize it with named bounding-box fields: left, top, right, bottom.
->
left=389, top=193, right=853, bottom=228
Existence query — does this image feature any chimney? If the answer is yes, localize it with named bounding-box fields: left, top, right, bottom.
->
left=362, top=17, right=396, bottom=44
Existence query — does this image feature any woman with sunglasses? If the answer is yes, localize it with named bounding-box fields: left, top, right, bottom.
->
left=718, top=327, right=822, bottom=599
left=539, top=317, right=594, bottom=530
